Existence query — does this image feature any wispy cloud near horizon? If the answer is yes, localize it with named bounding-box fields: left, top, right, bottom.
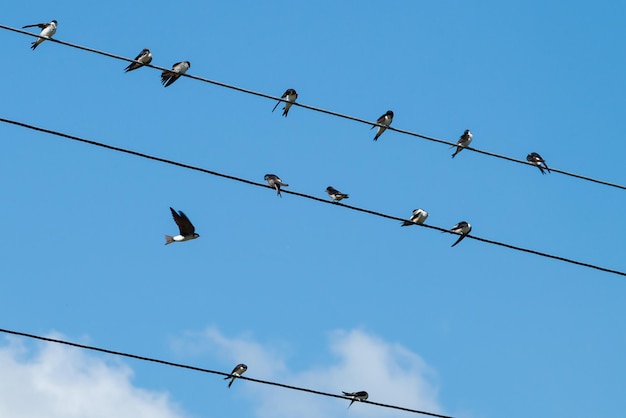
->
left=0, top=334, right=187, bottom=418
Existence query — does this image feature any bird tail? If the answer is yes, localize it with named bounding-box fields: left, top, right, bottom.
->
left=401, top=221, right=413, bottom=227
left=272, top=101, right=280, bottom=112
left=165, top=235, right=175, bottom=245
left=544, top=163, right=551, bottom=173
left=451, top=148, right=460, bottom=158
left=30, top=40, right=39, bottom=50
left=227, top=377, right=234, bottom=388
left=451, top=235, right=465, bottom=247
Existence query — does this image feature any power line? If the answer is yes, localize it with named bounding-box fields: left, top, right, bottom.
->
left=2, top=23, right=624, bottom=191
left=0, top=327, right=453, bottom=418
left=1, top=116, right=624, bottom=277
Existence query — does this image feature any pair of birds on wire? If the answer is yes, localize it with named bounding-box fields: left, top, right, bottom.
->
left=123, top=48, right=190, bottom=88
left=223, top=363, right=367, bottom=409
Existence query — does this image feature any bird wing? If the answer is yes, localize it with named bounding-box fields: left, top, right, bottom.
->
left=23, top=22, right=48, bottom=29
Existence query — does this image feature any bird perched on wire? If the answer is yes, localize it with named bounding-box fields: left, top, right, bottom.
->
left=165, top=207, right=199, bottom=245
left=161, top=61, right=190, bottom=87
left=371, top=110, right=394, bottom=141
left=264, top=174, right=289, bottom=197
left=526, top=152, right=550, bottom=174
left=451, top=129, right=473, bottom=158
left=124, top=48, right=152, bottom=72
left=272, top=88, right=298, bottom=117
left=401, top=208, right=428, bottom=226
left=342, top=391, right=368, bottom=408
left=224, top=363, right=247, bottom=388
left=449, top=221, right=471, bottom=247
left=22, top=20, right=57, bottom=50
left=326, top=186, right=349, bottom=202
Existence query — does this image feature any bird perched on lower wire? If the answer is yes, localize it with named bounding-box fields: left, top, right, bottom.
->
left=371, top=110, right=394, bottom=141
left=526, top=152, right=550, bottom=174
left=342, top=391, right=368, bottom=408
left=264, top=174, right=288, bottom=197
left=161, top=61, right=190, bottom=87
left=449, top=221, right=471, bottom=247
left=124, top=48, right=152, bottom=72
left=224, top=363, right=247, bottom=388
left=22, top=20, right=57, bottom=50
left=401, top=208, right=429, bottom=226
left=326, top=186, right=349, bottom=202
left=272, top=88, right=298, bottom=117
left=165, top=207, right=199, bottom=245
left=451, top=129, right=473, bottom=158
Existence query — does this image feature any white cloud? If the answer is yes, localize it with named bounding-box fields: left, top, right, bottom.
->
left=174, top=327, right=444, bottom=418
left=0, top=334, right=187, bottom=418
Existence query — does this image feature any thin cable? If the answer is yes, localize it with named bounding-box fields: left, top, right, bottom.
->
left=0, top=327, right=453, bottom=418
left=2, top=23, right=624, bottom=191
left=1, top=117, right=624, bottom=277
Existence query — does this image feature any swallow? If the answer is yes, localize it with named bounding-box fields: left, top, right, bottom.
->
left=342, top=391, right=368, bottom=408
left=451, top=129, right=473, bottom=158
left=371, top=110, right=394, bottom=141
left=401, top=208, right=429, bottom=226
left=22, top=20, right=57, bottom=50
left=526, top=152, right=550, bottom=174
left=272, top=88, right=298, bottom=117
left=165, top=207, right=200, bottom=245
left=124, top=48, right=153, bottom=72
left=224, top=363, right=247, bottom=388
left=161, top=61, right=190, bottom=87
left=326, top=186, right=349, bottom=202
left=449, top=221, right=471, bottom=247
left=264, top=174, right=288, bottom=197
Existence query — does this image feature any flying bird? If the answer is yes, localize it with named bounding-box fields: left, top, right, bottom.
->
left=165, top=207, right=199, bottom=245
left=449, top=221, right=471, bottom=247
left=342, top=391, right=368, bottom=408
left=526, top=152, right=550, bottom=174
left=451, top=129, right=473, bottom=158
left=401, top=208, right=429, bottom=226
left=264, top=174, right=288, bottom=197
left=224, top=363, right=247, bottom=388
left=371, top=110, right=394, bottom=141
left=124, top=48, right=152, bottom=72
left=161, top=61, right=190, bottom=87
left=272, top=88, right=298, bottom=116
left=22, top=20, right=57, bottom=50
left=326, top=186, right=349, bottom=202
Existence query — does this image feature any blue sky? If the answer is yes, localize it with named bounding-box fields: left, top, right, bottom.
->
left=1, top=1, right=625, bottom=417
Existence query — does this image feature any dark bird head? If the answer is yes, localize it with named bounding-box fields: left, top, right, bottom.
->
left=51, top=20, right=58, bottom=25
left=386, top=110, right=394, bottom=117
left=286, top=88, right=297, bottom=96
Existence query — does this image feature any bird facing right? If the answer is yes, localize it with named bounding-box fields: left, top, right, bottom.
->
left=264, top=174, right=289, bottom=197
left=371, top=110, right=394, bottom=141
left=224, top=363, right=247, bottom=388
left=22, top=20, right=57, bottom=50
left=451, top=129, right=472, bottom=158
left=526, top=152, right=550, bottom=174
left=165, top=207, right=199, bottom=245
left=342, top=391, right=369, bottom=408
left=161, top=61, right=190, bottom=87
left=401, top=208, right=429, bottom=226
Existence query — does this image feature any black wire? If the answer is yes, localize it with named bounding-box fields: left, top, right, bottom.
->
left=2, top=23, right=624, bottom=191
left=0, top=327, right=454, bottom=418
left=1, top=116, right=624, bottom=277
